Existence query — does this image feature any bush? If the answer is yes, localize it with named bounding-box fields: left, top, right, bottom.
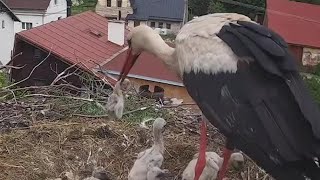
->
left=313, top=63, right=320, bottom=76
left=303, top=75, right=320, bottom=106
left=0, top=71, right=9, bottom=88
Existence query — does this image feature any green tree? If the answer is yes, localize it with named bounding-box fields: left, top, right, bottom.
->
left=189, top=0, right=210, bottom=17
left=207, top=0, right=265, bottom=18
left=208, top=1, right=226, bottom=13
left=189, top=0, right=319, bottom=20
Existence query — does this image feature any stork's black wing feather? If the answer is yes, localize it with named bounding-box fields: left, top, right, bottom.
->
left=237, top=20, right=288, bottom=48
left=236, top=21, right=272, bottom=38
left=221, top=21, right=320, bottom=137
left=183, top=21, right=320, bottom=180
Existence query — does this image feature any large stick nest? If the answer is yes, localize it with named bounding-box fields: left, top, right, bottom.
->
left=0, top=82, right=272, bottom=180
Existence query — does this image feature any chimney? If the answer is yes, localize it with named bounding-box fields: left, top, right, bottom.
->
left=108, top=20, right=125, bottom=46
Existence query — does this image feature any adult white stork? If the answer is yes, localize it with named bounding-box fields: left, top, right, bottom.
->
left=118, top=13, right=320, bottom=180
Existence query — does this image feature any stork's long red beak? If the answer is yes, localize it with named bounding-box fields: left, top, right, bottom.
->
left=118, top=47, right=140, bottom=82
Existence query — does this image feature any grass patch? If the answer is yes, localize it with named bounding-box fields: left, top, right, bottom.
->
left=122, top=95, right=172, bottom=123
left=72, top=0, right=98, bottom=15
left=160, top=34, right=177, bottom=41
left=0, top=71, right=9, bottom=88
left=78, top=101, right=105, bottom=115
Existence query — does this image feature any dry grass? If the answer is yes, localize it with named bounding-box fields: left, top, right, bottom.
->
left=0, top=106, right=272, bottom=180
left=0, top=84, right=272, bottom=180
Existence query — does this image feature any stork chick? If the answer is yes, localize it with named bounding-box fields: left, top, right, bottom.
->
left=182, top=152, right=244, bottom=180
left=128, top=118, right=169, bottom=180
left=106, top=79, right=130, bottom=120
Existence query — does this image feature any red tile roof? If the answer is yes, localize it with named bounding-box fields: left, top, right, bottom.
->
left=266, top=0, right=320, bottom=48
left=16, top=11, right=128, bottom=70
left=103, top=49, right=183, bottom=85
left=15, top=11, right=179, bottom=86
left=3, top=0, right=51, bottom=11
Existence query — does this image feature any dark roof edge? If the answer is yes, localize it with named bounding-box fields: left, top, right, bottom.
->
left=10, top=8, right=47, bottom=12
left=127, top=16, right=183, bottom=22
left=148, top=16, right=183, bottom=22
left=0, top=0, right=20, bottom=21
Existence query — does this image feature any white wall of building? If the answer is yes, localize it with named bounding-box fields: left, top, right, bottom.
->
left=13, top=13, right=43, bottom=33
left=13, top=0, right=67, bottom=33
left=0, top=13, right=15, bottom=65
left=44, top=0, right=67, bottom=23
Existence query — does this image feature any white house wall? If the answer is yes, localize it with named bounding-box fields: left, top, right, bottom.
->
left=13, top=13, right=43, bottom=33
left=44, top=0, right=67, bottom=23
left=127, top=20, right=182, bottom=34
left=13, top=0, right=67, bottom=33
left=0, top=12, right=15, bottom=65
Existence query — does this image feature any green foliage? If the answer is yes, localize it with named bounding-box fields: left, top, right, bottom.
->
left=189, top=0, right=210, bottom=17
left=72, top=0, right=97, bottom=15
left=208, top=1, right=227, bottom=13
left=122, top=95, right=172, bottom=123
left=160, top=34, right=177, bottom=41
left=206, top=0, right=265, bottom=18
left=0, top=71, right=9, bottom=88
left=190, top=0, right=320, bottom=20
left=312, top=64, right=320, bottom=76
left=304, top=76, right=320, bottom=106
left=79, top=101, right=105, bottom=115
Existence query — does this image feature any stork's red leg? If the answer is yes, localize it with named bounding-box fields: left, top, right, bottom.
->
left=194, top=115, right=207, bottom=180
left=217, top=140, right=234, bottom=180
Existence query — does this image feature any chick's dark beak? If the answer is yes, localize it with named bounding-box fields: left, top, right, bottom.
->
left=118, top=47, right=140, bottom=82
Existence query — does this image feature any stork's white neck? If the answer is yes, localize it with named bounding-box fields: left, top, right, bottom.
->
left=143, top=35, right=181, bottom=77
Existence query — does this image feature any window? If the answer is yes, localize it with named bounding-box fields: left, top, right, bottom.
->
left=158, top=22, right=163, bottom=28
left=107, top=0, right=111, bottom=7
left=22, top=22, right=33, bottom=30
left=166, top=23, right=171, bottom=29
left=117, top=0, right=122, bottom=7
left=150, top=22, right=155, bottom=28
left=54, top=0, right=58, bottom=5
left=134, top=20, right=140, bottom=27
left=1, top=20, right=4, bottom=29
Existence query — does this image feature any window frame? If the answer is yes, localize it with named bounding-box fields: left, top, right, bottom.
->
left=134, top=20, right=140, bottom=27
left=117, top=0, right=122, bottom=7
left=107, top=0, right=111, bottom=7
left=22, top=22, right=33, bottom=30
left=166, top=23, right=171, bottom=29
left=158, top=22, right=163, bottom=28
left=150, top=21, right=155, bottom=28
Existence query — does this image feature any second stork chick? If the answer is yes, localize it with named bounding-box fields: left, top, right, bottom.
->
left=182, top=152, right=244, bottom=180
left=128, top=118, right=169, bottom=180
left=106, top=79, right=130, bottom=120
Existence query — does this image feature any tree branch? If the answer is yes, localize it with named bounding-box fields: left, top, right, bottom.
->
left=2, top=49, right=52, bottom=89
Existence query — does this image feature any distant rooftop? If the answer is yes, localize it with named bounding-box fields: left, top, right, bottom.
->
left=266, top=0, right=320, bottom=48
left=127, top=0, right=185, bottom=22
left=2, top=0, right=51, bottom=11
left=15, top=11, right=129, bottom=70
left=0, top=0, right=20, bottom=21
